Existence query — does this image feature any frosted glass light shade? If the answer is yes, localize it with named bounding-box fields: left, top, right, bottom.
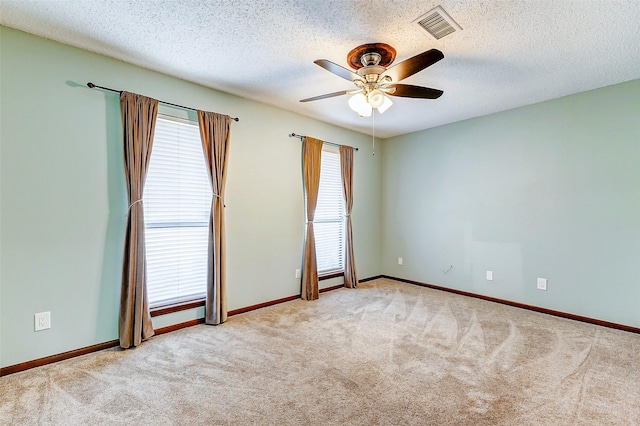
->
left=358, top=103, right=372, bottom=117
left=378, top=95, right=393, bottom=114
left=367, top=89, right=385, bottom=108
left=348, top=93, right=372, bottom=117
left=348, top=93, right=367, bottom=112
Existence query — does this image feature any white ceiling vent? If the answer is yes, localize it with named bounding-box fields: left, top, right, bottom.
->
left=413, top=6, right=462, bottom=40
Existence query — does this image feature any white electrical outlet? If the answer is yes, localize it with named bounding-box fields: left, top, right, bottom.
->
left=35, top=312, right=51, bottom=331
left=295, top=269, right=301, bottom=279
left=537, top=278, right=548, bottom=291
left=486, top=271, right=493, bottom=281
left=398, top=257, right=403, bottom=265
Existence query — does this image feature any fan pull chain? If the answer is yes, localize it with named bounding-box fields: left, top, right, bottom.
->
left=372, top=109, right=375, bottom=156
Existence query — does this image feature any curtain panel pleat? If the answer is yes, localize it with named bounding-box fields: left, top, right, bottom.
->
left=301, top=137, right=323, bottom=300
left=197, top=111, right=231, bottom=325
left=340, top=145, right=359, bottom=288
left=119, top=91, right=158, bottom=349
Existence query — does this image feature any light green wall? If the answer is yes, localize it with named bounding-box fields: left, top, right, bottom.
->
left=4, top=23, right=637, bottom=369
left=0, top=26, right=4, bottom=371
left=382, top=79, right=640, bottom=327
left=0, top=26, right=382, bottom=367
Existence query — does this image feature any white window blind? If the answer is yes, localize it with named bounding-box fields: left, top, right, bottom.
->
left=143, top=115, right=212, bottom=308
left=314, top=148, right=345, bottom=274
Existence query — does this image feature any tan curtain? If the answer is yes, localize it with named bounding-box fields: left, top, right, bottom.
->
left=340, top=145, right=359, bottom=288
left=301, top=137, right=323, bottom=300
left=119, top=91, right=158, bottom=349
left=197, top=111, right=231, bottom=325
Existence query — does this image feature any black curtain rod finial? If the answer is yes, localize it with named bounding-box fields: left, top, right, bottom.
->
left=87, top=82, right=95, bottom=89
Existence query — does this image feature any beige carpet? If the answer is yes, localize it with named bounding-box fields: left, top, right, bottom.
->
left=1, top=278, right=639, bottom=425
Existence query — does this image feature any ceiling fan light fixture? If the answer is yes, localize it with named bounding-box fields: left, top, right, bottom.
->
left=348, top=93, right=367, bottom=111
left=349, top=93, right=373, bottom=116
left=367, top=89, right=385, bottom=109
left=377, top=95, right=393, bottom=114
left=358, top=103, right=373, bottom=117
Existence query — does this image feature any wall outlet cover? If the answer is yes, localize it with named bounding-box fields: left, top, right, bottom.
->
left=537, top=278, right=548, bottom=291
left=486, top=271, right=493, bottom=281
left=35, top=311, right=51, bottom=331
left=295, top=269, right=301, bottom=279
left=398, top=257, right=403, bottom=265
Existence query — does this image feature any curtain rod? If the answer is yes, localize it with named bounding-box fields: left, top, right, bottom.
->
left=87, top=82, right=239, bottom=122
left=289, top=133, right=358, bottom=151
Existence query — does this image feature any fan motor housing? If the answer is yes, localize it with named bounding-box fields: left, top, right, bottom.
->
left=357, top=65, right=386, bottom=82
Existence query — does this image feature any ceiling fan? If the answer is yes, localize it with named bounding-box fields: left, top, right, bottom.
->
left=300, top=43, right=444, bottom=116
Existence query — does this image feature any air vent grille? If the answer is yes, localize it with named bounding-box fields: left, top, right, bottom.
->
left=414, top=6, right=462, bottom=40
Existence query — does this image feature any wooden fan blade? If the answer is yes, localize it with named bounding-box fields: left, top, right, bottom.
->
left=300, top=90, right=350, bottom=102
left=382, top=49, right=444, bottom=82
left=314, top=59, right=361, bottom=81
left=387, top=84, right=443, bottom=99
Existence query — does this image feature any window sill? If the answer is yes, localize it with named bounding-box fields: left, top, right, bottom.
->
left=150, top=298, right=205, bottom=317
left=150, top=273, right=345, bottom=317
left=319, top=271, right=344, bottom=281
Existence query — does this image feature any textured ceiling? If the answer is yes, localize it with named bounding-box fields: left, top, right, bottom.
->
left=1, top=0, right=639, bottom=138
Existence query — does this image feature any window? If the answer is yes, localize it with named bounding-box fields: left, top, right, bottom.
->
left=143, top=115, right=211, bottom=308
left=314, top=147, right=345, bottom=275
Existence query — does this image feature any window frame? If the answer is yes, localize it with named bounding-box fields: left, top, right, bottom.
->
left=144, top=113, right=211, bottom=310
left=313, top=145, right=346, bottom=278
